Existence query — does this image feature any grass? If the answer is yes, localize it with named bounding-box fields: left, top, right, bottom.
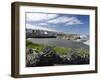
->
left=26, top=40, right=45, bottom=53
left=52, top=46, right=71, bottom=55
left=26, top=40, right=89, bottom=56
left=77, top=48, right=89, bottom=57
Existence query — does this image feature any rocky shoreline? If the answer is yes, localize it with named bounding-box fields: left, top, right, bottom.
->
left=26, top=47, right=89, bottom=67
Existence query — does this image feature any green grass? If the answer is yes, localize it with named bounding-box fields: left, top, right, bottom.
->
left=52, top=46, right=71, bottom=55
left=26, top=40, right=89, bottom=56
left=77, top=48, right=89, bottom=57
left=26, top=40, right=45, bottom=53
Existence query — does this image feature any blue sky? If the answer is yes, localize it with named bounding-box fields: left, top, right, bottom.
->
left=26, top=12, right=89, bottom=35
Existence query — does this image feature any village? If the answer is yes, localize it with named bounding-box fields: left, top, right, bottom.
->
left=26, top=29, right=88, bottom=41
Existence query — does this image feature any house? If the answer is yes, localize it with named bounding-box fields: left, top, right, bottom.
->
left=57, top=32, right=81, bottom=40
left=26, top=29, right=85, bottom=40
left=26, top=29, right=57, bottom=38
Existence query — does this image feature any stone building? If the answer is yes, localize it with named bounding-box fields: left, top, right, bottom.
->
left=26, top=29, right=57, bottom=38
left=26, top=29, right=82, bottom=40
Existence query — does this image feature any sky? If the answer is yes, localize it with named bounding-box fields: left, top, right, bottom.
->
left=26, top=12, right=89, bottom=35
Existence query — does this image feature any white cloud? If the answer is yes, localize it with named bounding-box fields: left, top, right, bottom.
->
left=48, top=17, right=71, bottom=24
left=26, top=24, right=56, bottom=32
left=48, top=16, right=83, bottom=25
left=26, top=13, right=58, bottom=21
left=38, top=23, right=48, bottom=26
left=65, top=17, right=83, bottom=25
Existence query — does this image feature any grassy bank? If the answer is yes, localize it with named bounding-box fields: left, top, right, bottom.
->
left=26, top=40, right=89, bottom=56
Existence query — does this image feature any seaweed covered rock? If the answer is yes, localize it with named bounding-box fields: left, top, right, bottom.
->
left=62, top=49, right=89, bottom=64
left=26, top=48, right=40, bottom=67
left=26, top=47, right=89, bottom=67
left=26, top=47, right=63, bottom=67
left=35, top=47, right=63, bottom=66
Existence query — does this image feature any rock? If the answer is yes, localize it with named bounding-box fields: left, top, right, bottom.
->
left=26, top=47, right=89, bottom=67
left=61, top=49, right=89, bottom=64
left=26, top=47, right=63, bottom=67
left=26, top=48, right=40, bottom=67
left=35, top=47, right=63, bottom=66
left=77, top=54, right=89, bottom=64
